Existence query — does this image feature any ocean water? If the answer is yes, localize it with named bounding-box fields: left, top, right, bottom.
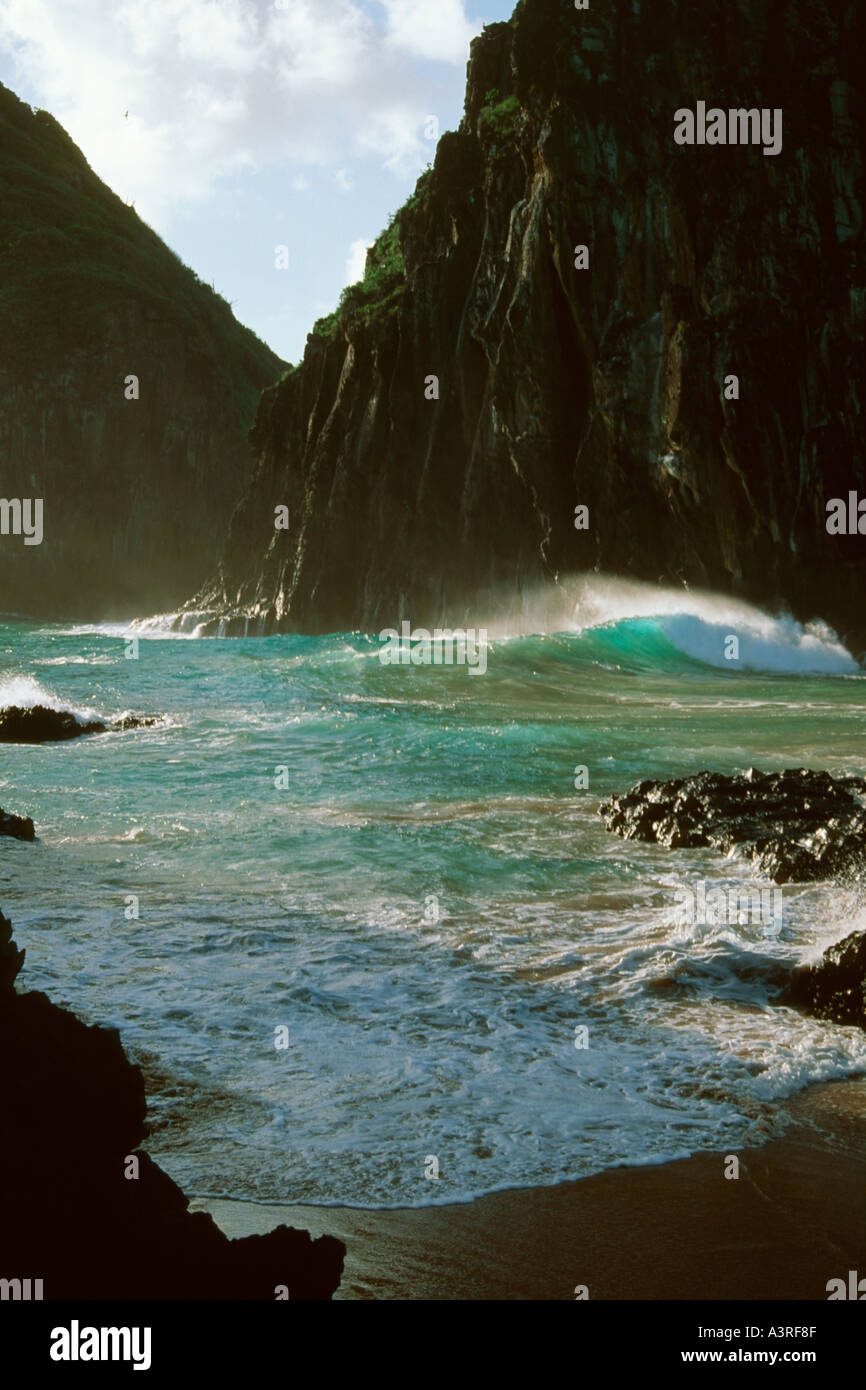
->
left=2, top=577, right=866, bottom=1208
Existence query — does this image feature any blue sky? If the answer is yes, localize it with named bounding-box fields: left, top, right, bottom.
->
left=0, top=0, right=514, bottom=363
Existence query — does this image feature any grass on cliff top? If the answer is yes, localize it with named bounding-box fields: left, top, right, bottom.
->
left=310, top=220, right=405, bottom=342
left=0, top=82, right=285, bottom=421
left=309, top=167, right=435, bottom=344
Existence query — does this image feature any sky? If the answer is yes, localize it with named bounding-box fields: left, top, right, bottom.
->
left=0, top=0, right=514, bottom=363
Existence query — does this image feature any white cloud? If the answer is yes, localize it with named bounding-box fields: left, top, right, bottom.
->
left=335, top=167, right=354, bottom=192
left=346, top=236, right=373, bottom=284
left=380, top=0, right=481, bottom=64
left=0, top=0, right=481, bottom=228
left=357, top=104, right=426, bottom=173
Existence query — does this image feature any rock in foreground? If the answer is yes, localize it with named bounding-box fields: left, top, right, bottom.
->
left=0, top=704, right=158, bottom=743
left=785, top=931, right=866, bottom=1029
left=600, top=768, right=866, bottom=884
left=0, top=806, right=35, bottom=840
left=0, top=908, right=345, bottom=1299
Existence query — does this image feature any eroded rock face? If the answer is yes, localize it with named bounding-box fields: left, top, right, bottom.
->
left=0, top=705, right=158, bottom=742
left=599, top=768, right=866, bottom=884
left=785, top=930, right=866, bottom=1028
left=187, top=0, right=865, bottom=651
left=0, top=82, right=284, bottom=621
left=0, top=908, right=345, bottom=1298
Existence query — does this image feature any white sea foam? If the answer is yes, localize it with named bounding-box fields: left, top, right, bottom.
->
left=661, top=612, right=857, bottom=674
left=35, top=655, right=116, bottom=666
left=0, top=673, right=100, bottom=720
left=62, top=612, right=205, bottom=640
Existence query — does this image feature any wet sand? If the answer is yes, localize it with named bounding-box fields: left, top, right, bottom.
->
left=191, top=1078, right=866, bottom=1300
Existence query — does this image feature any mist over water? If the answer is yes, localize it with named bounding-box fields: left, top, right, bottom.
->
left=2, top=580, right=865, bottom=1207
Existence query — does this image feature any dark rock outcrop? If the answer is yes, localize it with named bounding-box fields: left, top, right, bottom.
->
left=600, top=768, right=866, bottom=884
left=184, top=0, right=865, bottom=651
left=0, top=704, right=158, bottom=743
left=0, top=81, right=285, bottom=621
left=786, top=930, right=866, bottom=1027
left=114, top=713, right=161, bottom=732
left=0, top=807, right=34, bottom=840
left=0, top=908, right=345, bottom=1298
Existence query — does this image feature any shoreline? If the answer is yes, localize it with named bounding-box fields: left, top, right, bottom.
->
left=191, top=1076, right=866, bottom=1300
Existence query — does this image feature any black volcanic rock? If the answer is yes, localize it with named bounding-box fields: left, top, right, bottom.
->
left=184, top=0, right=866, bottom=651
left=0, top=80, right=285, bottom=621
left=114, top=713, right=161, bottom=732
left=0, top=704, right=107, bottom=741
left=0, top=806, right=35, bottom=840
left=785, top=930, right=866, bottom=1028
left=599, top=768, right=866, bottom=884
left=0, top=704, right=158, bottom=742
left=0, top=908, right=345, bottom=1298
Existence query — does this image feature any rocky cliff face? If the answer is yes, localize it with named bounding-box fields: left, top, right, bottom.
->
left=0, top=907, right=345, bottom=1298
left=188, top=0, right=865, bottom=650
left=0, top=82, right=284, bottom=620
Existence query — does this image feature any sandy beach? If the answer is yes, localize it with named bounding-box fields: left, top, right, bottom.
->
left=190, top=1077, right=866, bottom=1301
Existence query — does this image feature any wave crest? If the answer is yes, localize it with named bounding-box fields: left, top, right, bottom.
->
left=489, top=577, right=859, bottom=676
left=0, top=674, right=101, bottom=720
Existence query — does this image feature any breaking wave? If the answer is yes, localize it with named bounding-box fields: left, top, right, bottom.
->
left=490, top=577, right=860, bottom=676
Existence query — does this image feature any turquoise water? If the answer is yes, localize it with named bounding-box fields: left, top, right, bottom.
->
left=3, top=580, right=866, bottom=1206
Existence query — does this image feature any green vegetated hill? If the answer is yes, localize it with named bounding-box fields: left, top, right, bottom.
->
left=0, top=80, right=285, bottom=618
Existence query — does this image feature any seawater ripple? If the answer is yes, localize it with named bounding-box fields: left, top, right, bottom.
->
left=2, top=592, right=865, bottom=1207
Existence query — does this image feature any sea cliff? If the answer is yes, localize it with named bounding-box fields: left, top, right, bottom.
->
left=186, top=0, right=865, bottom=652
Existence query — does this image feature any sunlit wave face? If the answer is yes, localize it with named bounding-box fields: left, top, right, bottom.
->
left=473, top=575, right=859, bottom=676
